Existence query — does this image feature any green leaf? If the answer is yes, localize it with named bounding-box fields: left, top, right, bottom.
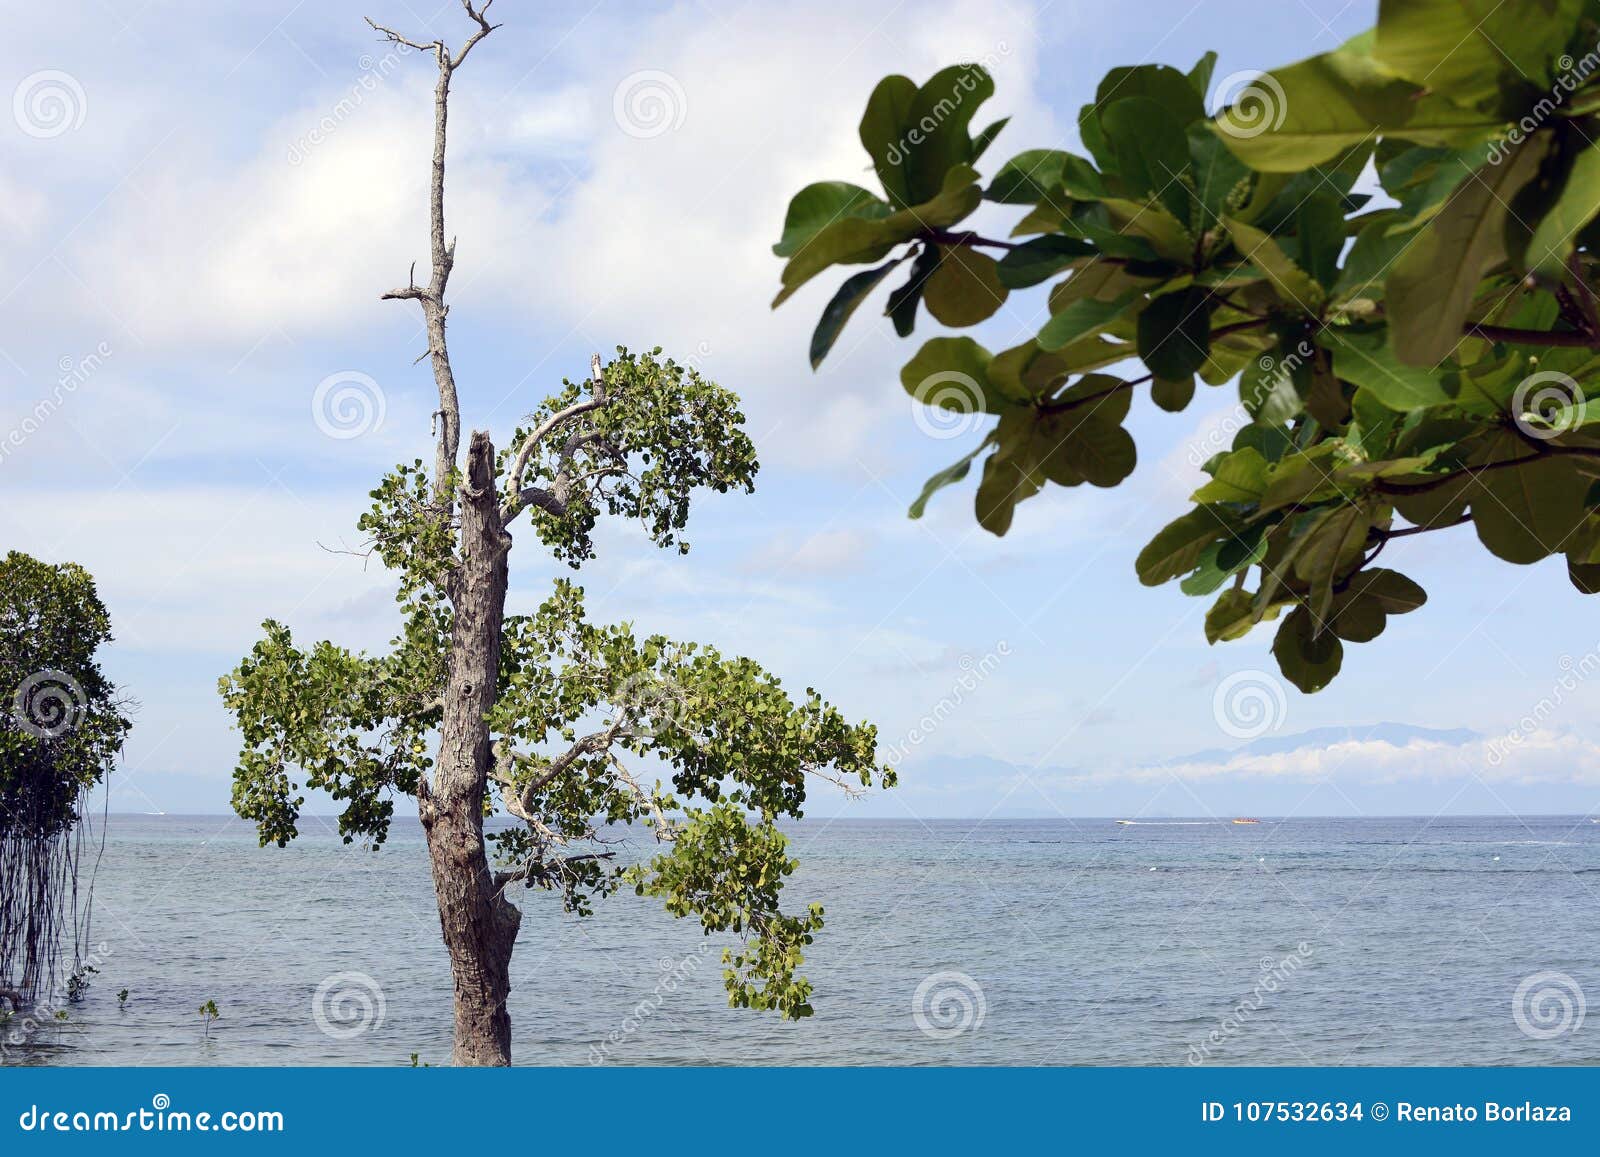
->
left=1192, top=447, right=1270, bottom=503
left=1136, top=505, right=1240, bottom=586
left=900, top=336, right=1002, bottom=412
left=1101, top=198, right=1196, bottom=262
left=858, top=75, right=920, bottom=207
left=809, top=255, right=905, bottom=369
left=1469, top=443, right=1591, bottom=563
left=1212, top=33, right=1507, bottom=172
left=1102, top=97, right=1194, bottom=221
left=997, top=235, right=1095, bottom=288
left=1136, top=287, right=1212, bottom=379
left=1223, top=216, right=1325, bottom=311
left=774, top=182, right=891, bottom=258
left=1324, top=326, right=1455, bottom=411
left=909, top=437, right=993, bottom=518
left=1273, top=606, right=1344, bottom=692
left=1374, top=0, right=1583, bottom=105
left=1206, top=586, right=1262, bottom=643
left=987, top=149, right=1077, bottom=205
left=1057, top=417, right=1137, bottom=488
left=903, top=65, right=996, bottom=204
left=1526, top=143, right=1600, bottom=280
left=923, top=246, right=1008, bottom=326
left=1038, top=291, right=1143, bottom=350
left=1096, top=65, right=1207, bottom=125
left=972, top=116, right=1009, bottom=162
left=1151, top=375, right=1196, bottom=412
left=1386, top=136, right=1551, bottom=365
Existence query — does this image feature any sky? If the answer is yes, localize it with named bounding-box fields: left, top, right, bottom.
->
left=5, top=0, right=1600, bottom=819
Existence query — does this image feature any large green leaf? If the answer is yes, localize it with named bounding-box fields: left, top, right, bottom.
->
left=1038, top=292, right=1143, bottom=351
left=858, top=75, right=919, bottom=207
left=1136, top=505, right=1242, bottom=585
left=809, top=255, right=906, bottom=369
left=900, top=336, right=1003, bottom=411
left=774, top=182, right=891, bottom=258
left=923, top=246, right=1008, bottom=325
left=1223, top=216, right=1325, bottom=311
left=1375, top=0, right=1582, bottom=104
left=1273, top=606, right=1344, bottom=692
left=1386, top=136, right=1551, bottom=365
left=1324, top=326, right=1455, bottom=411
left=1526, top=143, right=1600, bottom=280
left=1212, top=33, right=1507, bottom=172
left=1136, top=287, right=1212, bottom=379
left=996, top=235, right=1096, bottom=288
left=909, top=437, right=994, bottom=518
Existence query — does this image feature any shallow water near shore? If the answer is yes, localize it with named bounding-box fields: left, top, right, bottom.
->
left=5, top=813, right=1598, bottom=1066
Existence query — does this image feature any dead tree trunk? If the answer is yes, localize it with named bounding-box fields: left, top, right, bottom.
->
left=420, top=431, right=521, bottom=1066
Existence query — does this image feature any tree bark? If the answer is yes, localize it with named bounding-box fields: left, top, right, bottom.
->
left=421, top=430, right=521, bottom=1066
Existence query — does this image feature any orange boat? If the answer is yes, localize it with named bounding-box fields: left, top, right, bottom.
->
left=1232, top=817, right=1260, bottom=825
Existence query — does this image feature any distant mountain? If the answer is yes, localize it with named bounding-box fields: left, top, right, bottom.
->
left=1171, top=722, right=1481, bottom=767
left=809, top=721, right=1600, bottom=819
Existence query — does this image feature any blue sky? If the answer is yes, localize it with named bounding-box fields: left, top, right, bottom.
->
left=6, top=0, right=1600, bottom=818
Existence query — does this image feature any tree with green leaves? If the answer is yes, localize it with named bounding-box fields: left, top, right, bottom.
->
left=1, top=552, right=130, bottom=1012
left=777, top=0, right=1600, bottom=693
left=219, top=3, right=888, bottom=1067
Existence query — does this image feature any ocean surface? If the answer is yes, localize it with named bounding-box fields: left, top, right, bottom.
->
left=4, top=814, right=1599, bottom=1067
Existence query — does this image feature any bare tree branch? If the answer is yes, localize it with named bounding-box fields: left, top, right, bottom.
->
left=502, top=354, right=621, bottom=525
left=370, top=4, right=501, bottom=498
